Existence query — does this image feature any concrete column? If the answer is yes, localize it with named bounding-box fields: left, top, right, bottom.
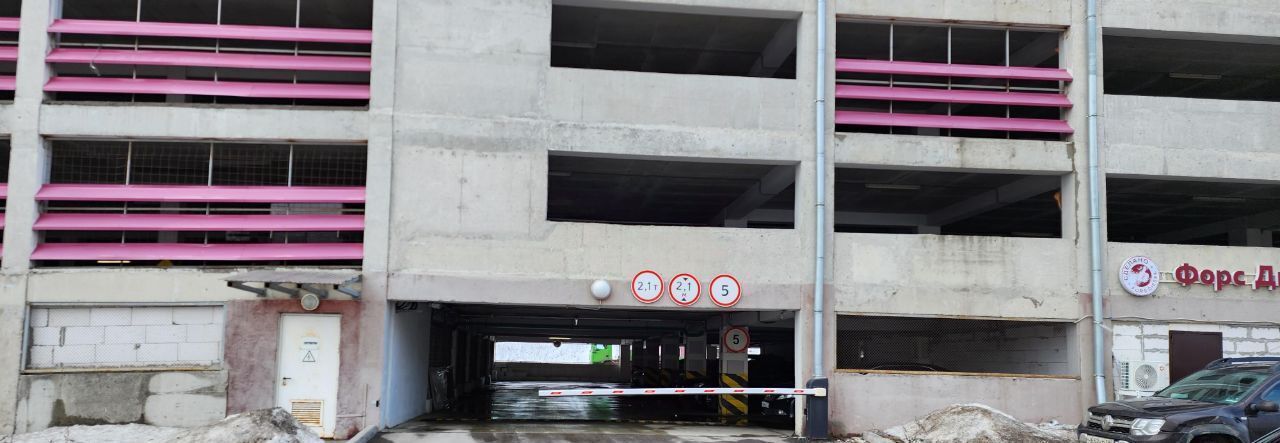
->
left=449, top=330, right=459, bottom=400
left=642, top=339, right=660, bottom=387
left=0, top=0, right=55, bottom=434
left=660, top=336, right=680, bottom=387
left=684, top=334, right=707, bottom=382
left=619, top=343, right=632, bottom=384
left=362, top=0, right=397, bottom=428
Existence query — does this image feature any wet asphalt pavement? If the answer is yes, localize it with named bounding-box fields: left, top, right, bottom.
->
left=376, top=381, right=795, bottom=442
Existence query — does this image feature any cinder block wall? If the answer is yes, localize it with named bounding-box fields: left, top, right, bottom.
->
left=28, top=306, right=224, bottom=369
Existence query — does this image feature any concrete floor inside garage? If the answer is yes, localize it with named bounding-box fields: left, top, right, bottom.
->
left=381, top=303, right=801, bottom=439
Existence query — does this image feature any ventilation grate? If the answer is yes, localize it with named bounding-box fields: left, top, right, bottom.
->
left=290, top=400, right=323, bottom=428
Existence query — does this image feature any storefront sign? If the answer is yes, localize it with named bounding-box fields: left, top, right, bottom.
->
left=1119, top=256, right=1160, bottom=297
left=1173, top=263, right=1279, bottom=292
left=1122, top=256, right=1280, bottom=293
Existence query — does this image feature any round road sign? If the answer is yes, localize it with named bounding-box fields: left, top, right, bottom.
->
left=723, top=327, right=750, bottom=353
left=669, top=273, right=701, bottom=306
left=631, top=270, right=664, bottom=304
left=709, top=274, right=742, bottom=308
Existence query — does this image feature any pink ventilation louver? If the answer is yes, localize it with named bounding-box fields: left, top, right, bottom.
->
left=33, top=184, right=365, bottom=262
left=31, top=243, right=363, bottom=261
left=0, top=17, right=17, bottom=91
left=44, top=19, right=372, bottom=100
left=836, top=58, right=1074, bottom=134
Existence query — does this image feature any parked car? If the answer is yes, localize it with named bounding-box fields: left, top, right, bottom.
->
left=1078, top=357, right=1280, bottom=443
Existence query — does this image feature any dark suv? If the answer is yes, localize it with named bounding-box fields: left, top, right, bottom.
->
left=1079, top=358, right=1280, bottom=443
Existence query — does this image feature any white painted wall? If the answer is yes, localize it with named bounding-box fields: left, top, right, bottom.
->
left=494, top=342, right=593, bottom=364
left=383, top=307, right=433, bottom=427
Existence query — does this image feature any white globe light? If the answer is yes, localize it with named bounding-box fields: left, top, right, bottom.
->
left=590, top=280, right=611, bottom=300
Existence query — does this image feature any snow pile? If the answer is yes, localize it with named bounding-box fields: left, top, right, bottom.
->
left=1, top=424, right=182, bottom=443
left=167, top=408, right=322, bottom=443
left=2, top=408, right=321, bottom=443
left=851, top=404, right=1074, bottom=443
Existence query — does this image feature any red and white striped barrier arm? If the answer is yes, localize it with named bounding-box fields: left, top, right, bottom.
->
left=539, top=387, right=827, bottom=397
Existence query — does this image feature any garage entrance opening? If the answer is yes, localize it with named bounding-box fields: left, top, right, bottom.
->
left=381, top=303, right=798, bottom=431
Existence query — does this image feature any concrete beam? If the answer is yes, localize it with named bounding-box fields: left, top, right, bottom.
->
left=926, top=175, right=1060, bottom=226
left=711, top=165, right=796, bottom=226
left=746, top=208, right=926, bottom=226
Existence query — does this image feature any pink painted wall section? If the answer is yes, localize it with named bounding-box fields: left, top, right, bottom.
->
left=224, top=300, right=367, bottom=439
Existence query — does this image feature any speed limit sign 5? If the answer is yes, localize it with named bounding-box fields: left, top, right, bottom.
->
left=709, top=274, right=742, bottom=307
left=723, top=327, right=750, bottom=353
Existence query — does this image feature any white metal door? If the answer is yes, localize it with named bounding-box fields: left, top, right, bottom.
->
left=277, top=314, right=340, bottom=438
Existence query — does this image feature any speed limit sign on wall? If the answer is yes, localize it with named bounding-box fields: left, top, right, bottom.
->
left=669, top=273, right=701, bottom=306
left=709, top=274, right=742, bottom=307
left=723, top=326, right=750, bottom=353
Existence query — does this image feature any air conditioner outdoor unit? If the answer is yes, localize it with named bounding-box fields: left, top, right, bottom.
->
left=1118, top=361, right=1170, bottom=392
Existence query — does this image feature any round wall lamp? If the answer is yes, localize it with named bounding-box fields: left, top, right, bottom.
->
left=590, top=280, right=612, bottom=300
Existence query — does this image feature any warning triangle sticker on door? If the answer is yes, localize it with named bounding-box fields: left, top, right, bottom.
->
left=303, top=351, right=316, bottom=363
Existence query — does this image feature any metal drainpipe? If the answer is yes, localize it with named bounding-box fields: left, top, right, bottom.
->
left=1086, top=0, right=1107, bottom=405
left=806, top=0, right=831, bottom=439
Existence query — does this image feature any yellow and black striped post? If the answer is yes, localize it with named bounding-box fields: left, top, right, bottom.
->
left=719, top=372, right=749, bottom=425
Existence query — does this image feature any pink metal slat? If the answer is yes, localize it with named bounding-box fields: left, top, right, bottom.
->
left=35, top=214, right=364, bottom=232
left=31, top=243, right=364, bottom=261
left=48, top=19, right=373, bottom=44
left=0, top=75, right=14, bottom=91
left=46, top=48, right=370, bottom=72
left=45, top=77, right=370, bottom=100
left=0, top=183, right=8, bottom=198
left=0, top=17, right=18, bottom=32
left=836, top=85, right=1072, bottom=108
left=835, top=59, right=1073, bottom=82
left=36, top=184, right=365, bottom=204
left=835, top=110, right=1074, bottom=134
left=0, top=47, right=17, bottom=62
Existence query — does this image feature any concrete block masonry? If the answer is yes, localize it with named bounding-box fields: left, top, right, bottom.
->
left=1112, top=322, right=1280, bottom=365
left=28, top=306, right=223, bottom=369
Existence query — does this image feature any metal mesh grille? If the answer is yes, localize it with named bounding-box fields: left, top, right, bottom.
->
left=291, top=145, right=367, bottom=186
left=836, top=315, right=1075, bottom=376
left=130, top=142, right=211, bottom=185
left=49, top=141, right=130, bottom=184
left=212, top=144, right=291, bottom=186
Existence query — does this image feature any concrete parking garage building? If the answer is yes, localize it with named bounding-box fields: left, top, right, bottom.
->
left=0, top=0, right=1276, bottom=440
